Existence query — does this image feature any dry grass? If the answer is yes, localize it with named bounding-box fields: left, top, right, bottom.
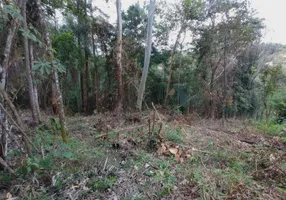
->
left=1, top=111, right=285, bottom=199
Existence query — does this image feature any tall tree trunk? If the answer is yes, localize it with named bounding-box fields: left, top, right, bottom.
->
left=85, top=54, right=89, bottom=113
left=222, top=38, right=227, bottom=127
left=80, top=72, right=84, bottom=112
left=84, top=0, right=89, bottom=113
left=137, top=0, right=156, bottom=111
left=115, top=0, right=123, bottom=116
left=37, top=0, right=68, bottom=143
left=21, top=0, right=39, bottom=124
left=0, top=1, right=20, bottom=161
left=29, top=42, right=41, bottom=121
left=76, top=0, right=84, bottom=112
left=77, top=21, right=84, bottom=112
left=164, top=26, right=184, bottom=106
left=92, top=33, right=100, bottom=111
left=209, top=65, right=218, bottom=119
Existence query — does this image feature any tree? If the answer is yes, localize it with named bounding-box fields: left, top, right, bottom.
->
left=137, top=0, right=156, bottom=111
left=193, top=0, right=263, bottom=119
left=0, top=0, right=22, bottom=160
left=260, top=65, right=284, bottom=120
left=21, top=0, right=40, bottom=124
left=164, top=0, right=203, bottom=106
left=115, top=0, right=123, bottom=116
left=37, top=0, right=68, bottom=143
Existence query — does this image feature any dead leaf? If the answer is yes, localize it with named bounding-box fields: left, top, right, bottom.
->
left=169, top=147, right=179, bottom=155
left=179, top=157, right=184, bottom=164
left=6, top=193, right=12, bottom=199
left=169, top=88, right=175, bottom=96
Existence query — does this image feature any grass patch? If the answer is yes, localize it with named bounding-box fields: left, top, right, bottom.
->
left=251, top=120, right=285, bottom=136
left=164, top=130, right=183, bottom=143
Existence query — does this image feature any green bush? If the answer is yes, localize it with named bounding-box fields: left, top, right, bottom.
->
left=268, top=88, right=286, bottom=117
left=252, top=120, right=284, bottom=136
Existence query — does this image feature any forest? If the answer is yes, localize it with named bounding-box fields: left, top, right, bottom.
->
left=0, top=0, right=286, bottom=199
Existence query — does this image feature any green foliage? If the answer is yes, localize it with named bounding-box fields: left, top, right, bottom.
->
left=0, top=2, right=23, bottom=31
left=52, top=31, right=81, bottom=66
left=17, top=156, right=52, bottom=175
left=268, top=87, right=286, bottom=117
left=182, top=0, right=204, bottom=20
left=32, top=58, right=66, bottom=76
left=164, top=130, right=183, bottom=143
left=154, top=161, right=177, bottom=197
left=50, top=117, right=61, bottom=131
left=88, top=176, right=117, bottom=191
left=252, top=120, right=285, bottom=136
left=123, top=4, right=147, bottom=41
left=20, top=27, right=43, bottom=47
left=260, top=65, right=284, bottom=96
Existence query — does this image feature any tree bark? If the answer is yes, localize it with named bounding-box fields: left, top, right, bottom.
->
left=29, top=42, right=41, bottom=121
left=164, top=25, right=184, bottom=106
left=0, top=0, right=21, bottom=160
left=21, top=0, right=39, bottom=124
left=37, top=0, right=68, bottom=143
left=84, top=0, right=89, bottom=113
left=137, top=0, right=156, bottom=111
left=80, top=72, right=84, bottom=112
left=115, top=0, right=123, bottom=117
left=92, top=32, right=100, bottom=111
left=222, top=37, right=227, bottom=127
left=209, top=65, right=218, bottom=119
left=0, top=87, right=32, bottom=157
left=51, top=83, right=58, bottom=114
left=76, top=1, right=84, bottom=112
left=85, top=54, right=89, bottom=113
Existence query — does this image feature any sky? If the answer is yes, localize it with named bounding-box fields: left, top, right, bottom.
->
left=95, top=0, right=286, bottom=45
left=251, top=0, right=286, bottom=44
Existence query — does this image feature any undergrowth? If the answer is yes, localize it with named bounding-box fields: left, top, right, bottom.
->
left=1, top=117, right=285, bottom=200
left=251, top=120, right=285, bottom=138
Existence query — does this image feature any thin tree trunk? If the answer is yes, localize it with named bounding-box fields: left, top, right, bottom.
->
left=85, top=55, right=89, bottom=113
left=92, top=33, right=100, bottom=111
left=222, top=37, right=227, bottom=127
left=0, top=87, right=32, bottom=157
left=21, top=0, right=39, bottom=124
left=115, top=0, right=123, bottom=116
left=37, top=0, right=68, bottom=143
left=164, top=26, right=184, bottom=106
left=29, top=42, right=41, bottom=121
left=51, top=83, right=58, bottom=114
left=84, top=0, right=89, bottom=113
left=80, top=72, right=84, bottom=112
left=137, top=0, right=156, bottom=111
left=209, top=66, right=218, bottom=119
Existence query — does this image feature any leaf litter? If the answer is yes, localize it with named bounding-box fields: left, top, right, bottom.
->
left=1, top=110, right=285, bottom=199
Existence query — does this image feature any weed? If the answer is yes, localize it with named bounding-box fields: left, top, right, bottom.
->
left=164, top=130, right=182, bottom=143
left=252, top=120, right=284, bottom=136
left=88, top=176, right=117, bottom=191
